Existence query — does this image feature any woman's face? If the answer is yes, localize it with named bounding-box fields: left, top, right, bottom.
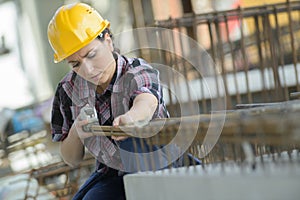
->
left=66, top=35, right=115, bottom=86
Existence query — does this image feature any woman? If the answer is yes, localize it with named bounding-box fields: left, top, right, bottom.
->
left=48, top=3, right=173, bottom=199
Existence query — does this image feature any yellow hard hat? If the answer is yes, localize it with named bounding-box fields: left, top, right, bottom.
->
left=47, top=3, right=110, bottom=63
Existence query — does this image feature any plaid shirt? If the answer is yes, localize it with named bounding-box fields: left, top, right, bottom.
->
left=51, top=54, right=169, bottom=170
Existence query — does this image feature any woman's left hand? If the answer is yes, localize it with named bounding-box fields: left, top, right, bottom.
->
left=112, top=112, right=133, bottom=141
left=112, top=93, right=157, bottom=141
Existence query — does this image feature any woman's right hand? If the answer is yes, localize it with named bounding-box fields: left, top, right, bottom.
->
left=74, top=104, right=99, bottom=140
left=74, top=118, right=95, bottom=139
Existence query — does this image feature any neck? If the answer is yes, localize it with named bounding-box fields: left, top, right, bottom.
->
left=96, top=62, right=116, bottom=94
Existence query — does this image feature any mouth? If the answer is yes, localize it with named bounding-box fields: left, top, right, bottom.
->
left=90, top=72, right=102, bottom=82
left=91, top=74, right=99, bottom=79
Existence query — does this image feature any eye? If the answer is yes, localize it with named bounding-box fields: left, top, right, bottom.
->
left=73, top=63, right=80, bottom=68
left=69, top=61, right=80, bottom=68
left=87, top=51, right=96, bottom=58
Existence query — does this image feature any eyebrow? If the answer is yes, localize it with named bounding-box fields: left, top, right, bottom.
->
left=81, top=45, right=98, bottom=57
left=79, top=50, right=92, bottom=58
left=67, top=60, right=78, bottom=65
left=67, top=48, right=95, bottom=64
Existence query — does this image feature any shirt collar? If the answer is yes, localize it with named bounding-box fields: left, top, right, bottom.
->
left=106, top=53, right=128, bottom=92
left=62, top=71, right=96, bottom=106
left=62, top=53, right=129, bottom=105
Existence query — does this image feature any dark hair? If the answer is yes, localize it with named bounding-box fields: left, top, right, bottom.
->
left=97, top=28, right=113, bottom=41
left=97, top=28, right=120, bottom=55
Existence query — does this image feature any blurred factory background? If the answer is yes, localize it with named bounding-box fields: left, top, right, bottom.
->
left=0, top=0, right=299, bottom=199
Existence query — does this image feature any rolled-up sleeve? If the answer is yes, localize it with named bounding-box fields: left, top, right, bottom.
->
left=123, top=64, right=170, bottom=119
left=128, top=66, right=161, bottom=103
left=51, top=83, right=73, bottom=142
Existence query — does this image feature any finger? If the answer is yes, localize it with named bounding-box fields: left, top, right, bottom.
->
left=78, top=131, right=94, bottom=139
left=114, top=114, right=133, bottom=126
left=112, top=136, right=128, bottom=141
left=111, top=135, right=118, bottom=140
left=75, top=119, right=89, bottom=130
left=113, top=116, right=121, bottom=127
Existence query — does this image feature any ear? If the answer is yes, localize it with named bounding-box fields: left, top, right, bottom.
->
left=104, top=33, right=114, bottom=51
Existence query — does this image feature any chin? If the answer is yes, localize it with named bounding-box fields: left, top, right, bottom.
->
left=97, top=75, right=109, bottom=85
left=85, top=78, right=99, bottom=85
left=96, top=79, right=106, bottom=86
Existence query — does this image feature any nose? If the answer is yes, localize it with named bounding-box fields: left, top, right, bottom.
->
left=82, top=59, right=94, bottom=76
